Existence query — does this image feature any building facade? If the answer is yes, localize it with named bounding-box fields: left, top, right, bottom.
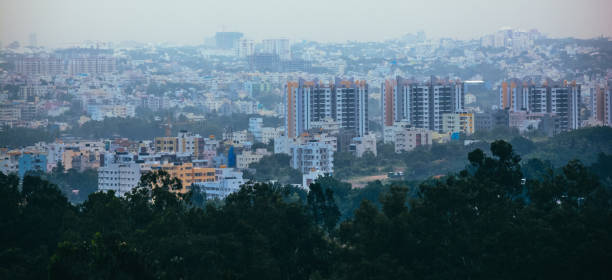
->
left=382, top=76, right=464, bottom=132
left=285, top=78, right=368, bottom=138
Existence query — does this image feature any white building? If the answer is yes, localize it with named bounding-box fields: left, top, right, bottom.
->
left=236, top=148, right=270, bottom=169
left=384, top=122, right=433, bottom=153
left=260, top=127, right=283, bottom=144
left=302, top=170, right=326, bottom=189
left=350, top=133, right=377, bottom=158
left=177, top=130, right=200, bottom=156
left=236, top=38, right=255, bottom=57
left=262, top=38, right=291, bottom=60
left=193, top=168, right=246, bottom=200
left=248, top=118, right=263, bottom=142
left=290, top=140, right=334, bottom=175
left=97, top=153, right=141, bottom=197
left=223, top=130, right=249, bottom=146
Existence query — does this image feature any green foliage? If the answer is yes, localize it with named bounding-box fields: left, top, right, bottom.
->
left=334, top=126, right=612, bottom=183
left=2, top=141, right=611, bottom=279
left=33, top=167, right=98, bottom=204
left=335, top=141, right=612, bottom=279
left=0, top=127, right=59, bottom=148
left=247, top=154, right=302, bottom=184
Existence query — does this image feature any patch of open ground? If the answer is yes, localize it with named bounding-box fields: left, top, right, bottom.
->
left=347, top=174, right=388, bottom=188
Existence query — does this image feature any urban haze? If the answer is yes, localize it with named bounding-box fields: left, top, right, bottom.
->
left=1, top=0, right=611, bottom=279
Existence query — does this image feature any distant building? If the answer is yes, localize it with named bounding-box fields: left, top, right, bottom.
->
left=236, top=148, right=270, bottom=169
left=475, top=110, right=509, bottom=132
left=151, top=162, right=216, bottom=193
left=192, top=168, right=246, bottom=200
left=236, top=38, right=255, bottom=57
left=18, top=152, right=47, bottom=178
left=249, top=53, right=281, bottom=72
left=382, top=76, right=464, bottom=133
left=282, top=59, right=312, bottom=72
left=289, top=139, right=334, bottom=175
left=15, top=57, right=64, bottom=76
left=98, top=153, right=141, bottom=197
left=248, top=118, right=263, bottom=142
left=154, top=137, right=178, bottom=153
left=262, top=38, right=291, bottom=60
left=260, top=127, right=283, bottom=144
left=285, top=78, right=368, bottom=138
left=442, top=112, right=475, bottom=135
left=68, top=56, right=116, bottom=75
left=215, top=32, right=244, bottom=50
left=349, top=133, right=377, bottom=157
left=384, top=122, right=433, bottom=153
left=499, top=80, right=581, bottom=132
left=302, top=170, right=326, bottom=189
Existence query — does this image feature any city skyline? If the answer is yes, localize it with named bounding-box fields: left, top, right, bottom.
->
left=2, top=0, right=611, bottom=47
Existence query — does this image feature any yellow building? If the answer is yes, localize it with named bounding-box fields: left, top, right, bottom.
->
left=154, top=137, right=178, bottom=153
left=151, top=162, right=216, bottom=193
left=442, top=112, right=474, bottom=135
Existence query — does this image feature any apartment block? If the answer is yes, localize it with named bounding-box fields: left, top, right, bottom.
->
left=382, top=76, right=464, bottom=132
left=285, top=78, right=368, bottom=138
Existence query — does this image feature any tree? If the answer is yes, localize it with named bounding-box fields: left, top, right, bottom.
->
left=307, top=183, right=340, bottom=232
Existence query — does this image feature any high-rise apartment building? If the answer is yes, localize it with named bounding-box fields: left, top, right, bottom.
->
left=215, top=32, right=244, bottom=49
left=499, top=80, right=581, bottom=132
left=381, top=76, right=464, bottom=132
left=285, top=78, right=368, bottom=138
left=68, top=56, right=116, bottom=75
left=236, top=38, right=255, bottom=57
left=591, top=84, right=612, bottom=126
left=28, top=33, right=37, bottom=47
left=15, top=57, right=64, bottom=76
left=262, top=39, right=291, bottom=60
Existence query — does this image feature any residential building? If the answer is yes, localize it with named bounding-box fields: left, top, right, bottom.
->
left=349, top=133, right=377, bottom=157
left=442, top=112, right=475, bottom=135
left=285, top=78, right=368, bottom=138
left=18, top=152, right=47, bottom=177
left=384, top=122, right=433, bottom=153
left=381, top=76, right=464, bottom=132
left=68, top=56, right=116, bottom=75
left=248, top=118, right=263, bottom=142
left=97, top=153, right=141, bottom=197
left=236, top=148, right=270, bottom=169
left=260, top=127, right=283, bottom=144
left=155, top=137, right=178, bottom=153
left=215, top=32, right=243, bottom=49
left=177, top=130, right=201, bottom=156
left=15, top=57, right=64, bottom=76
left=498, top=80, right=581, bottom=132
left=236, top=38, right=255, bottom=57
left=262, top=38, right=291, bottom=60
left=192, top=168, right=246, bottom=200
left=289, top=140, right=334, bottom=175
left=151, top=162, right=216, bottom=193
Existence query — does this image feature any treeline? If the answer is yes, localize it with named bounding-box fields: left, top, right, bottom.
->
left=334, top=126, right=612, bottom=181
left=1, top=141, right=611, bottom=279
left=0, top=113, right=283, bottom=148
left=0, top=126, right=59, bottom=148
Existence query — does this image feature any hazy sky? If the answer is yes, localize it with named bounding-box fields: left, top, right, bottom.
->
left=1, top=0, right=611, bottom=47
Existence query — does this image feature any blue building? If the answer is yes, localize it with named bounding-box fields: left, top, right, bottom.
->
left=18, top=153, right=47, bottom=178
left=227, top=146, right=236, bottom=168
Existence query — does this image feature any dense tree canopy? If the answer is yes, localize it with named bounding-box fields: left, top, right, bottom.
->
left=1, top=141, right=611, bottom=279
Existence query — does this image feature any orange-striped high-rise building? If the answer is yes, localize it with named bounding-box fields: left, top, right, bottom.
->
left=284, top=78, right=368, bottom=138
left=499, top=79, right=582, bottom=132
left=381, top=76, right=464, bottom=132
